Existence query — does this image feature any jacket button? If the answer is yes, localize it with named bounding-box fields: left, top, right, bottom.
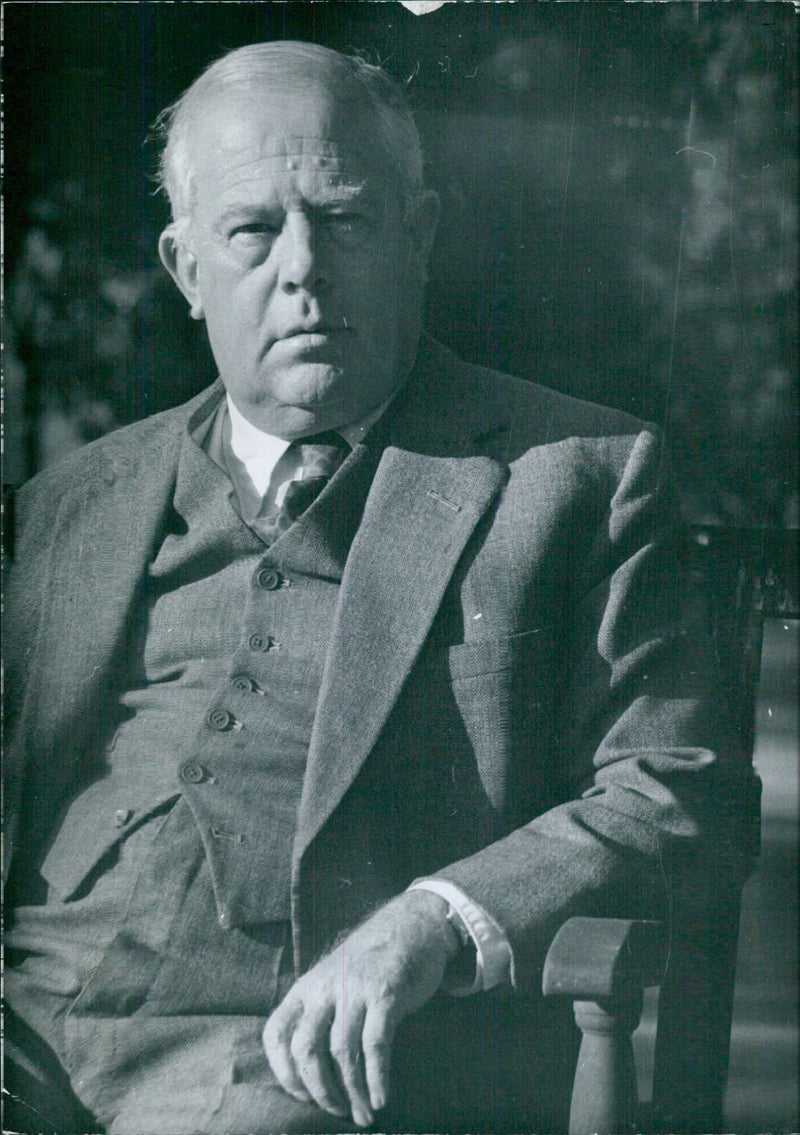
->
left=207, top=708, right=234, bottom=732
left=114, top=807, right=133, bottom=827
left=180, top=760, right=207, bottom=784
left=232, top=674, right=257, bottom=693
left=248, top=632, right=277, bottom=652
left=256, top=567, right=283, bottom=590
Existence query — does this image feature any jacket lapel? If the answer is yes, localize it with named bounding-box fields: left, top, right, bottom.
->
left=295, top=349, right=508, bottom=860
left=12, top=386, right=223, bottom=798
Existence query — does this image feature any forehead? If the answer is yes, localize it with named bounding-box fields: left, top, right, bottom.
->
left=189, top=81, right=394, bottom=203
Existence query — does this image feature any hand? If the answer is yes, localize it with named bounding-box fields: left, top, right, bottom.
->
left=262, top=889, right=460, bottom=1127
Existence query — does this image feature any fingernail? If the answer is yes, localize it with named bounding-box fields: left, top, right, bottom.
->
left=354, top=1106, right=374, bottom=1127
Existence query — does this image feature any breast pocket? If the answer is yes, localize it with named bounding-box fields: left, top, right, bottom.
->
left=411, top=627, right=560, bottom=815
left=39, top=780, right=181, bottom=901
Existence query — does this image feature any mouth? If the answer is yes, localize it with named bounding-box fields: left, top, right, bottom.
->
left=269, top=324, right=354, bottom=359
left=281, top=322, right=352, bottom=341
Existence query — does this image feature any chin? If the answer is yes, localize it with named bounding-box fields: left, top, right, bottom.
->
left=268, top=361, right=347, bottom=407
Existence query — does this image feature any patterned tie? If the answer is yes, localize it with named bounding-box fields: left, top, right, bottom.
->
left=259, top=430, right=350, bottom=544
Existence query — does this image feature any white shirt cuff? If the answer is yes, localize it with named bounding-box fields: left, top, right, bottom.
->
left=408, top=878, right=513, bottom=996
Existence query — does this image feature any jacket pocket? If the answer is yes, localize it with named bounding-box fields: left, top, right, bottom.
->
left=39, top=780, right=181, bottom=900
left=417, top=626, right=554, bottom=684
left=402, top=628, right=560, bottom=817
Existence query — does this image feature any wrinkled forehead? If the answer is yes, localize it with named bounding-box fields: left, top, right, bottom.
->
left=188, top=80, right=395, bottom=197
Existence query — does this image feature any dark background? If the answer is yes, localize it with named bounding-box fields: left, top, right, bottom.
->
left=3, top=1, right=797, bottom=526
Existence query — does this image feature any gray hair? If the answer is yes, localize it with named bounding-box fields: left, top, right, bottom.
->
left=154, top=41, right=425, bottom=233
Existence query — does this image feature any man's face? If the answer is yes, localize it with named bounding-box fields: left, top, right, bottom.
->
left=160, top=77, right=438, bottom=437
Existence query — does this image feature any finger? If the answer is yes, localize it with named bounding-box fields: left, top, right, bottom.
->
left=362, top=1001, right=396, bottom=1113
left=330, top=1004, right=373, bottom=1128
left=290, top=1015, right=349, bottom=1118
left=262, top=1001, right=311, bottom=1103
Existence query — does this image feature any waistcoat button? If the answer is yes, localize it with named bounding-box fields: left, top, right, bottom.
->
left=248, top=632, right=273, bottom=652
left=232, top=675, right=257, bottom=693
left=207, top=708, right=234, bottom=732
left=180, top=760, right=207, bottom=784
left=257, top=567, right=282, bottom=590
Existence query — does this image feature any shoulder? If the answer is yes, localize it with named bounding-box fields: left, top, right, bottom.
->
left=15, top=382, right=221, bottom=509
left=450, top=348, right=649, bottom=438
left=414, top=337, right=658, bottom=470
left=12, top=381, right=223, bottom=551
left=425, top=345, right=678, bottom=561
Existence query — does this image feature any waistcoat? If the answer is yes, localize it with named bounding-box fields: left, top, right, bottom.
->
left=90, top=419, right=385, bottom=929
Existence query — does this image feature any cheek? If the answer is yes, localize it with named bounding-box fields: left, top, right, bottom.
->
left=361, top=257, right=420, bottom=349
left=198, top=277, right=264, bottom=371
left=344, top=244, right=408, bottom=316
left=200, top=262, right=271, bottom=333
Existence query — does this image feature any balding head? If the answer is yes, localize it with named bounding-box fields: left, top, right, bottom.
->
left=155, top=40, right=440, bottom=439
left=156, top=42, right=425, bottom=231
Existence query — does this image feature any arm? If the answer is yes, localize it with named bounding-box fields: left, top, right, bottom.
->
left=431, top=429, right=748, bottom=988
left=264, top=428, right=741, bottom=1122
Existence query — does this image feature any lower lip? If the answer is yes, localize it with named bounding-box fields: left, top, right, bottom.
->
left=286, top=329, right=348, bottom=345
left=271, top=331, right=349, bottom=358
left=290, top=332, right=330, bottom=344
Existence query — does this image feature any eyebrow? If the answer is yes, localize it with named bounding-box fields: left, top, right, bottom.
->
left=312, top=182, right=372, bottom=206
left=215, top=183, right=376, bottom=228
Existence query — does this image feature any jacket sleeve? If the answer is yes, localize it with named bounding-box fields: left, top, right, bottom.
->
left=2, top=473, right=54, bottom=883
left=430, top=427, right=754, bottom=991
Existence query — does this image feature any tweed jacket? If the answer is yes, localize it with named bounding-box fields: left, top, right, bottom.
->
left=4, top=336, right=743, bottom=997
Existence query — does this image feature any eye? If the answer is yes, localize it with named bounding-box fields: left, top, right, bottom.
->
left=321, top=211, right=371, bottom=240
left=230, top=222, right=280, bottom=244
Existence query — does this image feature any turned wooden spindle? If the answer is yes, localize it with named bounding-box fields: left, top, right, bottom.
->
left=569, top=992, right=643, bottom=1135
left=543, top=917, right=666, bottom=1135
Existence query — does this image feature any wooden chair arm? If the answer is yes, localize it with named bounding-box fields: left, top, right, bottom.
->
left=543, top=918, right=667, bottom=1135
left=543, top=917, right=667, bottom=1000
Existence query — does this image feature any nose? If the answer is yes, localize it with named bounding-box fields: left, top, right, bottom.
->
left=277, top=212, right=325, bottom=294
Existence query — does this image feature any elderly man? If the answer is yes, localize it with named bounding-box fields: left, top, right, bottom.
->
left=5, top=40, right=734, bottom=1135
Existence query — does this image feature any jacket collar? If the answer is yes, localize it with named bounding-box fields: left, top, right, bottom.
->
left=388, top=334, right=514, bottom=460
left=294, top=335, right=508, bottom=864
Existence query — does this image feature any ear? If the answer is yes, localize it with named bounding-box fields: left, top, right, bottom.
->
left=404, top=189, right=440, bottom=278
left=158, top=224, right=204, bottom=320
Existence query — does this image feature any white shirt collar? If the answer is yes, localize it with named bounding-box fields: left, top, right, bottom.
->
left=225, top=392, right=395, bottom=498
left=226, top=396, right=292, bottom=496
